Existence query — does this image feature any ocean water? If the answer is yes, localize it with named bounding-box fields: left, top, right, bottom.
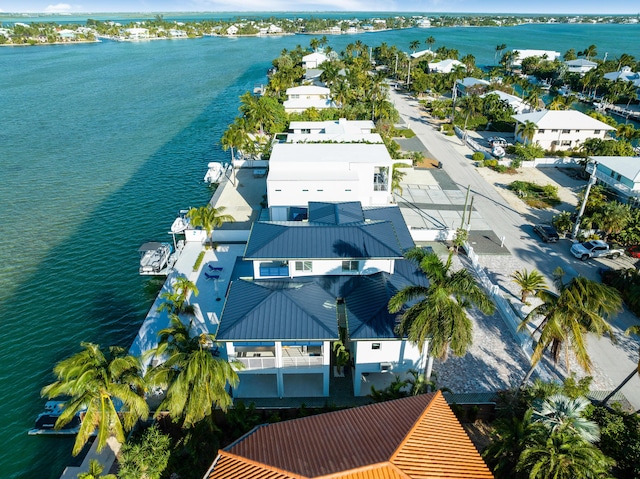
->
left=0, top=22, right=637, bottom=478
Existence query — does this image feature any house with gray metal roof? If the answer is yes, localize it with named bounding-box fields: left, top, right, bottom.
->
left=587, top=156, right=640, bottom=203
left=214, top=201, right=427, bottom=398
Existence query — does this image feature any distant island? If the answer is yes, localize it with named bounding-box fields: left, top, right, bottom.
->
left=0, top=13, right=638, bottom=46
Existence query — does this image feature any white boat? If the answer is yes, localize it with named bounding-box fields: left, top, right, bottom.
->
left=204, top=162, right=225, bottom=184
left=170, top=209, right=190, bottom=233
left=28, top=401, right=84, bottom=436
left=138, top=242, right=173, bottom=275
left=492, top=145, right=506, bottom=158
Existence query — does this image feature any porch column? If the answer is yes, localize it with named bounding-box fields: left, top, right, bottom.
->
left=323, top=341, right=330, bottom=396
left=275, top=341, right=284, bottom=398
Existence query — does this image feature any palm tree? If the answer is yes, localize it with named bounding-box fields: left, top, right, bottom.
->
left=495, top=43, right=507, bottom=65
left=220, top=122, right=247, bottom=163
left=41, top=343, right=149, bottom=456
left=425, top=36, right=435, bottom=51
left=77, top=459, right=117, bottom=479
left=579, top=44, right=598, bottom=61
left=391, top=163, right=408, bottom=196
left=531, top=394, right=600, bottom=443
left=146, top=316, right=240, bottom=428
left=511, top=269, right=547, bottom=304
left=187, top=205, right=234, bottom=248
left=157, top=275, right=199, bottom=316
left=593, top=201, right=631, bottom=242
left=516, top=120, right=538, bottom=145
left=516, top=431, right=614, bottom=478
left=460, top=94, right=483, bottom=132
left=518, top=268, right=622, bottom=387
left=483, top=409, right=543, bottom=478
left=388, top=248, right=495, bottom=380
left=409, top=40, right=420, bottom=53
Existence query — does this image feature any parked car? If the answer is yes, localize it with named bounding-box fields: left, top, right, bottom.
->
left=533, top=224, right=560, bottom=243
left=628, top=245, right=640, bottom=258
left=570, top=240, right=624, bottom=261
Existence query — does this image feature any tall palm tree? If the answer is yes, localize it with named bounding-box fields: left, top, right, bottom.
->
left=518, top=268, right=622, bottom=387
left=511, top=269, right=547, bottom=304
left=388, top=248, right=495, bottom=379
left=495, top=43, right=507, bottom=65
left=220, top=122, right=247, bottom=163
left=516, top=120, right=538, bottom=145
left=41, top=343, right=149, bottom=456
left=593, top=201, right=631, bottom=242
left=425, top=36, right=435, bottom=51
left=391, top=163, right=408, bottom=196
left=409, top=40, right=420, bottom=53
left=516, top=431, right=614, bottom=478
left=187, top=205, right=234, bottom=247
left=460, top=94, right=483, bottom=132
left=531, top=394, right=600, bottom=443
left=146, top=316, right=240, bottom=428
left=580, top=44, right=598, bottom=61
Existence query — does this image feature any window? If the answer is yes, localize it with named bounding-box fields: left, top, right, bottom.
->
left=342, top=260, right=359, bottom=272
left=372, top=343, right=381, bottom=350
left=301, top=128, right=311, bottom=134
left=561, top=140, right=572, bottom=146
left=302, top=189, right=309, bottom=192
left=562, top=129, right=570, bottom=134
left=538, top=129, right=545, bottom=133
left=594, top=130, right=601, bottom=134
left=291, top=94, right=299, bottom=99
left=295, top=261, right=313, bottom=272
left=551, top=129, right=558, bottom=132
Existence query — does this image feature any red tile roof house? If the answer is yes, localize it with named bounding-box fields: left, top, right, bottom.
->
left=204, top=392, right=494, bottom=479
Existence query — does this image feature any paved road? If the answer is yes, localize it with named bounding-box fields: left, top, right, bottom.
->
left=389, top=88, right=640, bottom=409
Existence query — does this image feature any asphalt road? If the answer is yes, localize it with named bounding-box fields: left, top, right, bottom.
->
left=389, top=88, right=640, bottom=410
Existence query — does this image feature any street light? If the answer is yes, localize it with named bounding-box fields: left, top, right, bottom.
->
left=571, top=160, right=598, bottom=240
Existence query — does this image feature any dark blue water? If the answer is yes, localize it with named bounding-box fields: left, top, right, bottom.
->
left=0, top=22, right=636, bottom=478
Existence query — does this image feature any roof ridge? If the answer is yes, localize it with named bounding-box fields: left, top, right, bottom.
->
left=315, top=462, right=411, bottom=479
left=359, top=221, right=403, bottom=256
left=214, top=450, right=308, bottom=479
left=389, top=391, right=439, bottom=463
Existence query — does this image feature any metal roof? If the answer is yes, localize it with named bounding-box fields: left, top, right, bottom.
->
left=208, top=392, right=494, bottom=479
left=244, top=221, right=403, bottom=260
left=362, top=206, right=415, bottom=251
left=308, top=201, right=364, bottom=224
left=512, top=110, right=616, bottom=130
left=216, top=280, right=339, bottom=341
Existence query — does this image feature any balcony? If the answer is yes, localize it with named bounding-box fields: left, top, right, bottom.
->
left=589, top=167, right=640, bottom=199
left=282, top=345, right=324, bottom=368
left=232, top=347, right=276, bottom=370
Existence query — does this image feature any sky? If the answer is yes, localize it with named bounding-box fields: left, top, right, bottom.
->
left=0, top=0, right=636, bottom=15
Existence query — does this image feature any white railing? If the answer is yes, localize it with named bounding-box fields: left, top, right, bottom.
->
left=233, top=356, right=276, bottom=370
left=282, top=356, right=324, bottom=368
left=591, top=169, right=640, bottom=198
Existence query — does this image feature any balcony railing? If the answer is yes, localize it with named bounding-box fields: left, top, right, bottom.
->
left=591, top=169, right=640, bottom=198
left=233, top=356, right=276, bottom=370
left=282, top=356, right=324, bottom=368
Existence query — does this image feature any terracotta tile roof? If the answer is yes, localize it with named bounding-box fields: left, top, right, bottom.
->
left=207, top=392, right=493, bottom=479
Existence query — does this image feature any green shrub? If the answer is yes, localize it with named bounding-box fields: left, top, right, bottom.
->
left=494, top=164, right=508, bottom=173
left=193, top=251, right=205, bottom=271
left=510, top=158, right=522, bottom=169
left=509, top=180, right=561, bottom=208
left=472, top=151, right=485, bottom=162
left=484, top=159, right=498, bottom=168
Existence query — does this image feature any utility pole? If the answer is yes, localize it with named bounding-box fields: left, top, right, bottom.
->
left=394, top=53, right=398, bottom=79
left=572, top=161, right=598, bottom=239
left=406, top=60, right=411, bottom=88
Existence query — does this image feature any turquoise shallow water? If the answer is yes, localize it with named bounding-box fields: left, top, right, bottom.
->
left=0, top=22, right=637, bottom=478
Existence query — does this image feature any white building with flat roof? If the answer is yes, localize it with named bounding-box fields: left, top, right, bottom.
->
left=287, top=118, right=381, bottom=143
left=267, top=142, right=394, bottom=210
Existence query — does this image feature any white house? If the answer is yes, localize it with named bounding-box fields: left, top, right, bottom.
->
left=512, top=110, right=615, bottom=151
left=302, top=52, right=328, bottom=69
left=225, top=25, right=238, bottom=35
left=512, top=49, right=561, bottom=66
left=482, top=90, right=533, bottom=114
left=283, top=85, right=335, bottom=113
left=410, top=49, right=433, bottom=60
left=564, top=59, right=597, bottom=75
left=124, top=27, right=149, bottom=39
left=286, top=118, right=380, bottom=143
left=428, top=59, right=464, bottom=74
left=267, top=142, right=394, bottom=209
left=215, top=201, right=425, bottom=398
left=587, top=156, right=640, bottom=203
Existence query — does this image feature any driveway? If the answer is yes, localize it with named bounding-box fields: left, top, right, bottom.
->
left=389, top=88, right=640, bottom=409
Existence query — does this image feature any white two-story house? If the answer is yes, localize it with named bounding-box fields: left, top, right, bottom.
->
left=283, top=85, right=335, bottom=113
left=214, top=201, right=426, bottom=398
left=512, top=110, right=615, bottom=151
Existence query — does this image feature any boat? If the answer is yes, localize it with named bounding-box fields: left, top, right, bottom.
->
left=28, top=401, right=84, bottom=436
left=204, top=162, right=225, bottom=184
left=492, top=145, right=506, bottom=158
left=170, top=209, right=190, bottom=234
left=138, top=242, right=173, bottom=275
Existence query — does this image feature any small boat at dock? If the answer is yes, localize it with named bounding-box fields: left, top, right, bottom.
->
left=204, top=162, right=225, bottom=184
left=170, top=209, right=191, bottom=234
left=138, top=242, right=173, bottom=275
left=28, top=401, right=84, bottom=436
